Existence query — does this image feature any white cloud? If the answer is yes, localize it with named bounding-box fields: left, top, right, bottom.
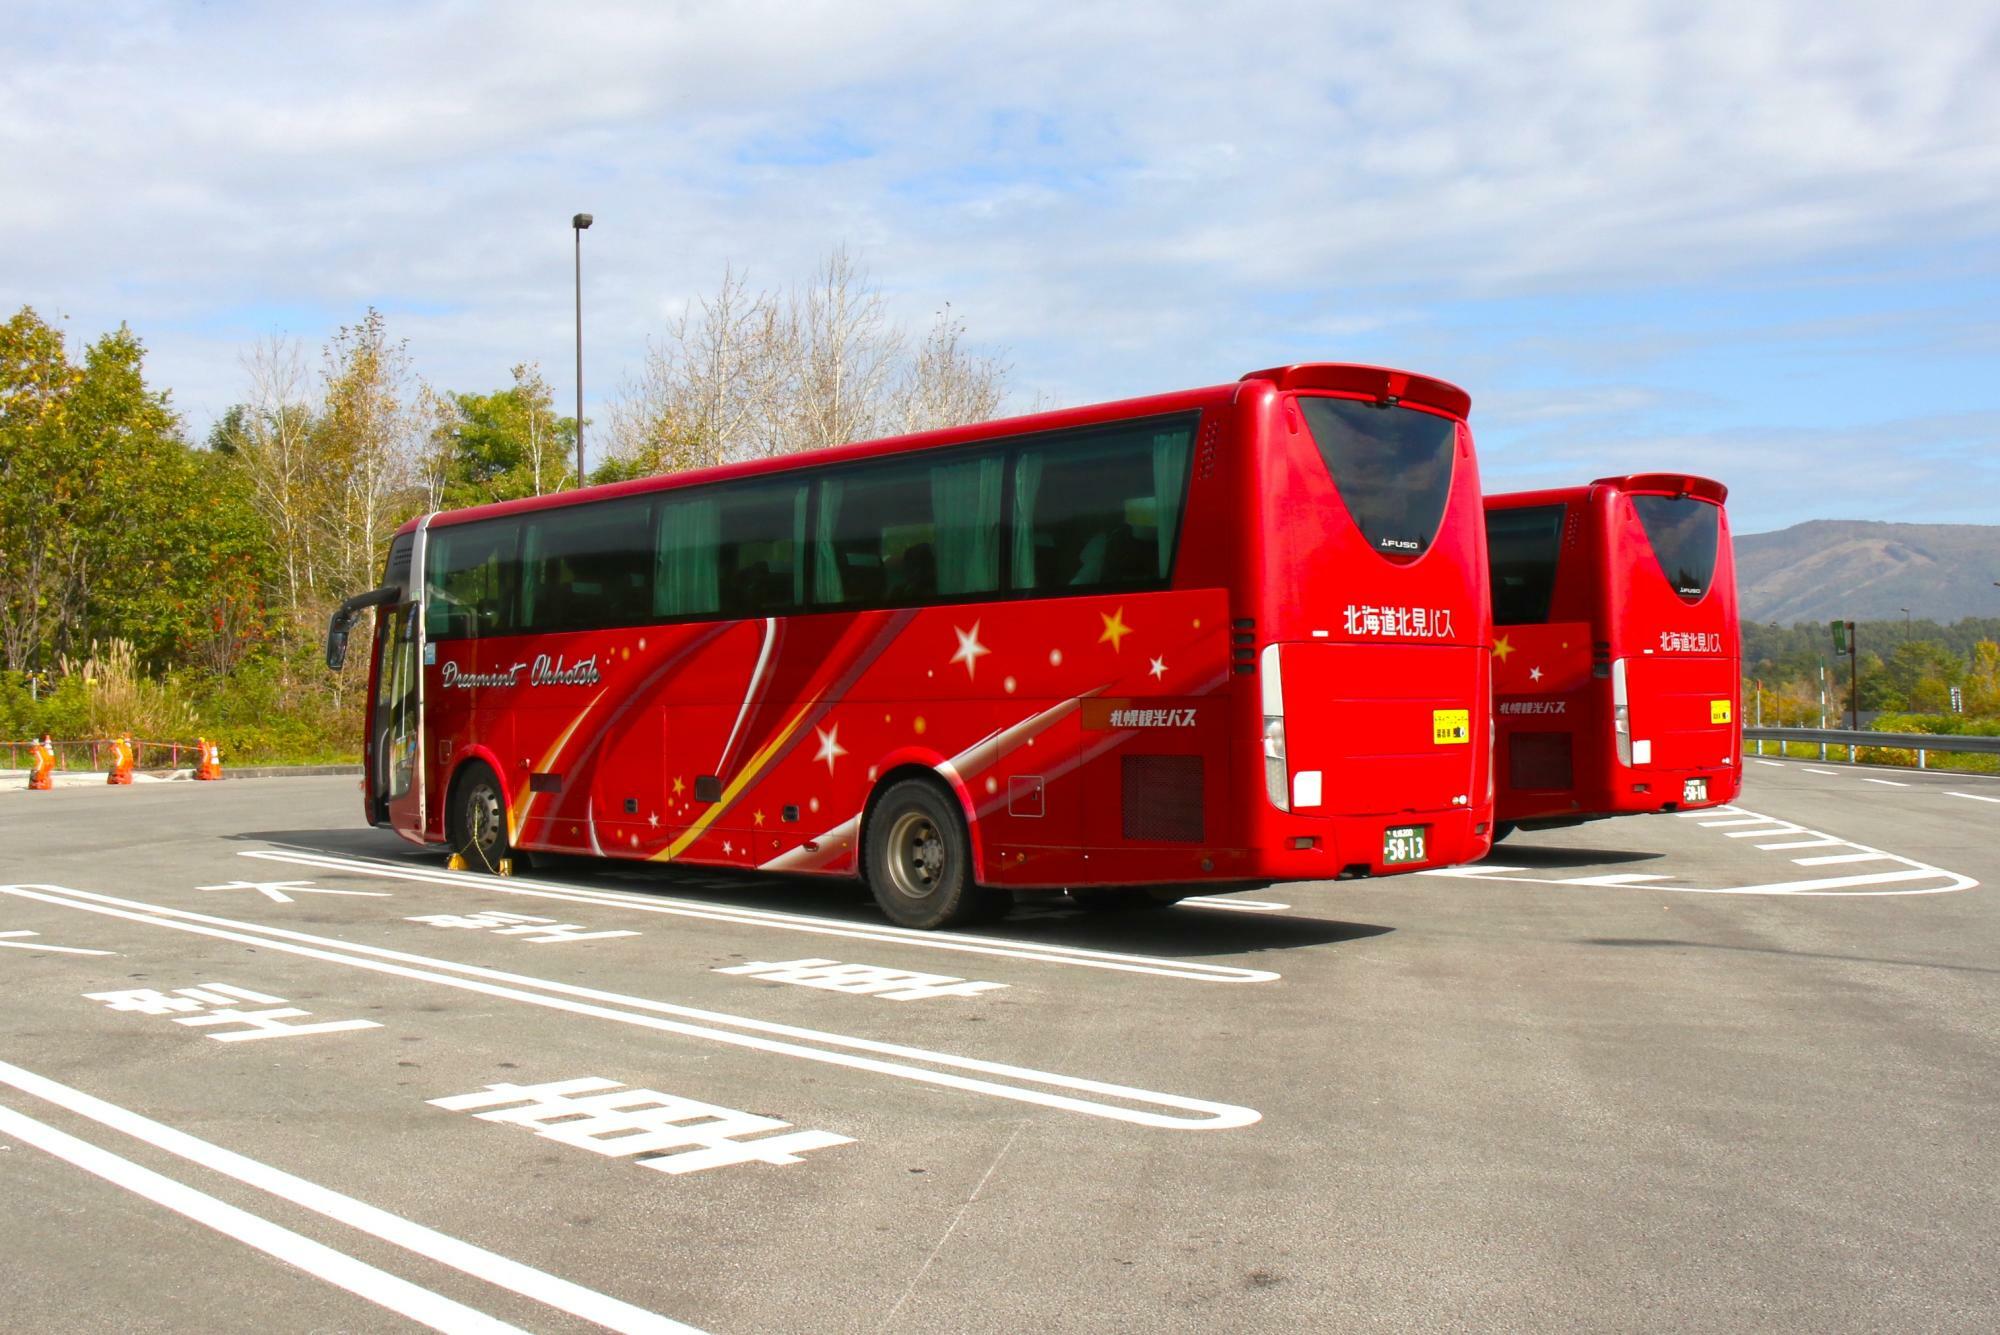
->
left=2, top=0, right=1996, bottom=519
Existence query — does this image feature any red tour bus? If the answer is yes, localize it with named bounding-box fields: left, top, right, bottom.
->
left=327, top=363, right=1494, bottom=928
left=1483, top=474, right=1742, bottom=836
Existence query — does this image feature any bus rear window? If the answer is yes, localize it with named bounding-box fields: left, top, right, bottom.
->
left=1486, top=504, right=1565, bottom=625
left=1631, top=494, right=1719, bottom=602
left=1297, top=397, right=1456, bottom=559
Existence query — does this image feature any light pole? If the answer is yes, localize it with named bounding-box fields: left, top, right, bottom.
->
left=572, top=212, right=593, bottom=486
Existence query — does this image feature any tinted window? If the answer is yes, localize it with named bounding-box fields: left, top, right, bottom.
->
left=1486, top=504, right=1565, bottom=626
left=520, top=497, right=653, bottom=633
left=1297, top=397, right=1457, bottom=559
left=1631, top=494, right=1720, bottom=602
left=716, top=479, right=807, bottom=617
left=425, top=520, right=519, bottom=641
left=1011, top=416, right=1195, bottom=593
left=813, top=452, right=1003, bottom=609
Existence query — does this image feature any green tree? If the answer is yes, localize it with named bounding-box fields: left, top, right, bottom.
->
left=427, top=363, right=577, bottom=507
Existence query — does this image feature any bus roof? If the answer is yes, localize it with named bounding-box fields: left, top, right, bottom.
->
left=1486, top=473, right=1728, bottom=512
left=409, top=361, right=1459, bottom=534
left=1239, top=363, right=1471, bottom=421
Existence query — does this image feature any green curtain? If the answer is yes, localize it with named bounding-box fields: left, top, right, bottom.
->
left=1011, top=451, right=1043, bottom=590
left=813, top=479, right=844, bottom=605
left=655, top=496, right=720, bottom=616
left=931, top=456, right=1002, bottom=595
left=1151, top=428, right=1192, bottom=578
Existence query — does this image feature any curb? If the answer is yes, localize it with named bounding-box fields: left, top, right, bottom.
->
left=5, top=764, right=361, bottom=789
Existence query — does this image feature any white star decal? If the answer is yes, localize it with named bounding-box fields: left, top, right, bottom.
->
left=1528, top=666, right=1543, bottom=683
left=1148, top=655, right=1167, bottom=681
left=951, top=621, right=990, bottom=679
left=722, top=840, right=734, bottom=856
left=647, top=812, right=659, bottom=829
left=814, top=723, right=847, bottom=773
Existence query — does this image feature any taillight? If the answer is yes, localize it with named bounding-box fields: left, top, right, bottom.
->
left=1260, top=644, right=1288, bottom=811
left=1612, top=657, right=1632, bottom=766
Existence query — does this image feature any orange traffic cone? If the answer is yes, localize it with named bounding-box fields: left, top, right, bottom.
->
left=195, top=737, right=223, bottom=782
left=28, top=735, right=56, bottom=791
left=107, top=735, right=135, bottom=785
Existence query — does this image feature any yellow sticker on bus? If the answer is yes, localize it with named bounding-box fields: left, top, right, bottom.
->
left=1711, top=699, right=1732, bottom=724
left=1432, top=709, right=1471, bottom=745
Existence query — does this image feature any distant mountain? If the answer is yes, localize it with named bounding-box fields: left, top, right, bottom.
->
left=1734, top=521, right=2000, bottom=624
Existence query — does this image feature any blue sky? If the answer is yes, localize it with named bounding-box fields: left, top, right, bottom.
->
left=3, top=0, right=1996, bottom=532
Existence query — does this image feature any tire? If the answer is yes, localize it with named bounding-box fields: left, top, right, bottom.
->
left=1068, top=887, right=1188, bottom=912
left=863, top=779, right=1002, bottom=929
left=1491, top=821, right=1517, bottom=844
left=447, top=763, right=514, bottom=874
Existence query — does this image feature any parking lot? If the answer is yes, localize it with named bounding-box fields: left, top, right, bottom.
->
left=3, top=766, right=1996, bottom=1333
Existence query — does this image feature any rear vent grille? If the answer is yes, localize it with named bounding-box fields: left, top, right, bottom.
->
left=1508, top=733, right=1574, bottom=792
left=1122, top=755, right=1205, bottom=842
left=1196, top=419, right=1219, bottom=481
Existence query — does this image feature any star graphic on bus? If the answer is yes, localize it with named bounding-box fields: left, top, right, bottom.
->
left=647, top=812, right=660, bottom=828
left=671, top=776, right=686, bottom=797
left=753, top=810, right=766, bottom=826
left=814, top=724, right=847, bottom=773
left=1493, top=635, right=1515, bottom=664
left=1528, top=666, right=1543, bottom=682
left=1099, top=607, right=1132, bottom=652
left=951, top=622, right=990, bottom=679
left=1148, top=655, right=1167, bottom=680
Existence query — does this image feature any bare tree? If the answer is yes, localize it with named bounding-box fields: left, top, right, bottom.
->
left=233, top=338, right=320, bottom=618
left=602, top=249, right=1010, bottom=479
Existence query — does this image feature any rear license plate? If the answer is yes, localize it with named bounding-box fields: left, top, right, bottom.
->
left=1383, top=825, right=1428, bottom=865
left=1683, top=777, right=1708, bottom=804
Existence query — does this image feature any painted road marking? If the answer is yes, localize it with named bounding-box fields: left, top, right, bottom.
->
left=1947, top=791, right=2000, bottom=805
left=716, top=958, right=1006, bottom=1000
left=0, top=884, right=1260, bottom=1131
left=1802, top=767, right=1839, bottom=776
left=431, top=1077, right=852, bottom=1174
left=0, top=928, right=114, bottom=956
left=1549, top=873, right=1676, bottom=887
left=0, top=1059, right=704, bottom=1334
left=198, top=880, right=393, bottom=904
left=407, top=910, right=639, bottom=944
left=1861, top=778, right=1909, bottom=787
left=1182, top=896, right=1292, bottom=912
left=0, top=1102, right=529, bottom=1335
left=1752, top=760, right=1784, bottom=767
left=1431, top=805, right=1975, bottom=897
left=85, top=982, right=383, bottom=1042
left=236, top=849, right=1281, bottom=985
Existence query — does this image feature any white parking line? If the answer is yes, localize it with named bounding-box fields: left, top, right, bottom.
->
left=1752, top=760, right=1785, bottom=767
left=238, top=851, right=1279, bottom=985
left=1802, top=768, right=1839, bottom=776
left=1436, top=805, right=1975, bottom=897
left=1947, top=791, right=2000, bottom=805
left=0, top=1060, right=699, bottom=1334
left=1860, top=778, right=1909, bottom=787
left=0, top=884, right=1260, bottom=1132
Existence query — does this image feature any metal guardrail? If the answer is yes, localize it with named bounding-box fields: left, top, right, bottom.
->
left=1744, top=726, right=2000, bottom=767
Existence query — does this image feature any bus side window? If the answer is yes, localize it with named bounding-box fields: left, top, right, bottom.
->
left=1010, top=417, right=1194, bottom=594
left=520, top=497, right=653, bottom=633
left=426, top=520, right=521, bottom=641
left=715, top=479, right=807, bottom=618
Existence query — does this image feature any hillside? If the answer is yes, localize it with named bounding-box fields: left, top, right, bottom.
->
left=1734, top=521, right=2000, bottom=624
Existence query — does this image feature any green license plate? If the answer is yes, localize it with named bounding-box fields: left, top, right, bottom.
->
left=1383, top=825, right=1428, bottom=865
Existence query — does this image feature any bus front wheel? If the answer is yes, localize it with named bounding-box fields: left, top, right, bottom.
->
left=448, top=763, right=515, bottom=874
left=864, top=779, right=1005, bottom=930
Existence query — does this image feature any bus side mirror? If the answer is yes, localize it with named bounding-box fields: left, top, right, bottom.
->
left=326, top=586, right=402, bottom=671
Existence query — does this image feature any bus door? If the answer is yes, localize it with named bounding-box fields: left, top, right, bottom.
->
left=375, top=601, right=427, bottom=840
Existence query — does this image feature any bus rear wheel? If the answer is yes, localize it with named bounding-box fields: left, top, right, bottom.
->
left=864, top=779, right=1004, bottom=930
left=448, top=763, right=515, bottom=874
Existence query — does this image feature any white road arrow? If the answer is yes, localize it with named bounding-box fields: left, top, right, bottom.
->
left=0, top=929, right=115, bottom=956
left=196, top=880, right=392, bottom=904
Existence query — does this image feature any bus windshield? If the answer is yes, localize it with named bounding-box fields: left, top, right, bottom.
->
left=1631, top=494, right=1719, bottom=602
left=1297, top=397, right=1456, bottom=559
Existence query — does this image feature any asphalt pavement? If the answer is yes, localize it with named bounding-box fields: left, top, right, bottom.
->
left=1, top=763, right=1995, bottom=1333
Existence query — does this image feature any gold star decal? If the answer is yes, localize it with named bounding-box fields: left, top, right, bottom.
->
left=671, top=775, right=685, bottom=797
left=1098, top=607, right=1132, bottom=652
left=1493, top=635, right=1515, bottom=664
left=752, top=809, right=766, bottom=827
